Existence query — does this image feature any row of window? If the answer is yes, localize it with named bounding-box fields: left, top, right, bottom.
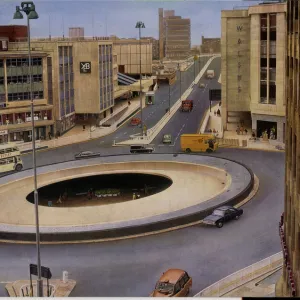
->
left=261, top=58, right=276, bottom=68
left=261, top=14, right=277, bottom=28
left=58, top=46, right=73, bottom=58
left=260, top=83, right=276, bottom=99
left=0, top=75, right=43, bottom=85
left=8, top=91, right=44, bottom=101
left=6, top=58, right=43, bottom=67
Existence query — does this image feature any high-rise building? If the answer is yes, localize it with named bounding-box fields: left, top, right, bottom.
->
left=159, top=8, right=191, bottom=60
left=276, top=0, right=300, bottom=297
left=69, top=27, right=84, bottom=38
left=221, top=2, right=286, bottom=143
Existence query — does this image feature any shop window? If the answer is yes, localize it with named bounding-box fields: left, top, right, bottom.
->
left=261, top=58, right=267, bottom=68
left=270, top=58, right=276, bottom=68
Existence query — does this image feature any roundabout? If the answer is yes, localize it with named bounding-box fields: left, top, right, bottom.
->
left=0, top=154, right=253, bottom=243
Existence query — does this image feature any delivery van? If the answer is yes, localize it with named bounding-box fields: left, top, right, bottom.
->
left=180, top=134, right=218, bottom=153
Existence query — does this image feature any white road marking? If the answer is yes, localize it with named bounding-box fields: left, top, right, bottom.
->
left=123, top=132, right=127, bottom=135
left=99, top=141, right=104, bottom=144
left=0, top=281, right=12, bottom=284
left=174, top=123, right=186, bottom=144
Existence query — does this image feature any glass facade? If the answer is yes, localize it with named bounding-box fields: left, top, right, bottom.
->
left=99, top=44, right=114, bottom=111
left=58, top=46, right=75, bottom=119
left=6, top=57, right=44, bottom=101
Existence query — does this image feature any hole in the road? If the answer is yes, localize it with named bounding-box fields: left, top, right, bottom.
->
left=26, top=173, right=173, bottom=207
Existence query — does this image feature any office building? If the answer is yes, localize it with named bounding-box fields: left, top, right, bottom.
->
left=276, top=0, right=300, bottom=297
left=142, top=37, right=159, bottom=60
left=201, top=36, right=221, bottom=53
left=159, top=8, right=191, bottom=60
left=1, top=33, right=117, bottom=139
left=221, top=2, right=286, bottom=143
left=111, top=36, right=152, bottom=76
left=69, top=27, right=84, bottom=38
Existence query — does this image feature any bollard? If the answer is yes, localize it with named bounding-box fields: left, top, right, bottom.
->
left=62, top=271, right=68, bottom=283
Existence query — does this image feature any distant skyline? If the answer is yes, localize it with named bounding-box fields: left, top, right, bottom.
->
left=0, top=0, right=260, bottom=44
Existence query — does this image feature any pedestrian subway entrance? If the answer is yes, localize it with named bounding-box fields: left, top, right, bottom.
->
left=26, top=173, right=173, bottom=207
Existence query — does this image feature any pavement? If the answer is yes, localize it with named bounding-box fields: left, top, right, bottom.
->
left=0, top=148, right=284, bottom=297
left=222, top=267, right=282, bottom=297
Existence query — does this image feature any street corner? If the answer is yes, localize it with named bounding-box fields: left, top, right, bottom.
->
left=5, top=278, right=76, bottom=297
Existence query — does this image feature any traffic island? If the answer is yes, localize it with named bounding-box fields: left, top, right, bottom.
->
left=0, top=154, right=254, bottom=244
left=5, top=279, right=76, bottom=297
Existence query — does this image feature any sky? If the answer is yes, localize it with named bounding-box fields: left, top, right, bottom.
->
left=0, top=0, right=260, bottom=45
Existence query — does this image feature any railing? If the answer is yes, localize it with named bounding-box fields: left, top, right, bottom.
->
left=279, top=213, right=296, bottom=297
left=194, top=252, right=283, bottom=297
left=19, top=283, right=55, bottom=297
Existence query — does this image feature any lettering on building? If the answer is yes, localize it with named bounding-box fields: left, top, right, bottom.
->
left=237, top=75, right=242, bottom=81
left=237, top=25, right=243, bottom=31
left=238, top=39, right=242, bottom=44
left=80, top=62, right=91, bottom=74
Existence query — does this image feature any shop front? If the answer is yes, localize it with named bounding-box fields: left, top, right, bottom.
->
left=8, top=126, right=51, bottom=142
left=0, top=130, right=8, bottom=144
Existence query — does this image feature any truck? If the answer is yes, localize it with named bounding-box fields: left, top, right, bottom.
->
left=206, top=70, right=215, bottom=79
left=180, top=134, right=219, bottom=153
left=181, top=100, right=193, bottom=112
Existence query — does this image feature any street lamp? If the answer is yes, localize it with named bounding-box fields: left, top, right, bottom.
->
left=135, top=21, right=145, bottom=137
left=13, top=2, right=43, bottom=297
left=178, top=63, right=182, bottom=102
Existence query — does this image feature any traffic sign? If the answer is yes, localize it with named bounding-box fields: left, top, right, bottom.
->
left=30, top=264, right=52, bottom=279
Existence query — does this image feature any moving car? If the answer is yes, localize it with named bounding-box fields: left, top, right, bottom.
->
left=130, top=145, right=154, bottom=154
left=74, top=151, right=101, bottom=159
left=150, top=269, right=192, bottom=297
left=130, top=117, right=141, bottom=126
left=181, top=100, right=193, bottom=112
left=163, top=134, right=172, bottom=144
left=203, top=206, right=243, bottom=228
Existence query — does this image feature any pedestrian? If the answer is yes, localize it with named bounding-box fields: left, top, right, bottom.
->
left=217, top=109, right=221, bottom=116
left=56, top=195, right=62, bottom=204
left=240, top=126, right=244, bottom=135
left=236, top=126, right=240, bottom=135
left=48, top=132, right=52, bottom=140
left=133, top=193, right=136, bottom=200
left=244, top=128, right=248, bottom=135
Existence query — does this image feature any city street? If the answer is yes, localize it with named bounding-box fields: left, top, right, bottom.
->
left=0, top=149, right=284, bottom=297
left=20, top=56, right=219, bottom=169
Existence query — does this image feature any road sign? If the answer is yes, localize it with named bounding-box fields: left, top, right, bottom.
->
left=30, top=264, right=52, bottom=279
left=194, top=55, right=198, bottom=61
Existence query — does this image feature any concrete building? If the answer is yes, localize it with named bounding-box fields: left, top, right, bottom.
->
left=201, top=36, right=221, bottom=53
left=69, top=27, right=84, bottom=38
left=276, top=0, right=300, bottom=297
left=142, top=37, right=159, bottom=60
left=2, top=35, right=117, bottom=138
left=221, top=2, right=286, bottom=143
left=159, top=8, right=191, bottom=60
left=111, top=36, right=152, bottom=76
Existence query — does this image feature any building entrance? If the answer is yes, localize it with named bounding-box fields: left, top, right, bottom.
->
left=257, top=120, right=277, bottom=139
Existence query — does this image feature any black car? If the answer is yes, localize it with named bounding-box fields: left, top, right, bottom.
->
left=202, top=206, right=243, bottom=228
left=74, top=151, right=101, bottom=159
left=130, top=145, right=154, bottom=154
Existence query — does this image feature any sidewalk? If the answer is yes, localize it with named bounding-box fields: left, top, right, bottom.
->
left=222, top=267, right=282, bottom=297
left=18, top=97, right=141, bottom=152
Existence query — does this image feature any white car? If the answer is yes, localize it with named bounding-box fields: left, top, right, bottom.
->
left=74, top=151, right=101, bottom=159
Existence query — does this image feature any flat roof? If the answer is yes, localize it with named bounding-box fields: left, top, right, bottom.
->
left=0, top=51, right=48, bottom=58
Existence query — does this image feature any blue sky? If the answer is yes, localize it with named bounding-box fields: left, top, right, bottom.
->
left=0, top=0, right=259, bottom=45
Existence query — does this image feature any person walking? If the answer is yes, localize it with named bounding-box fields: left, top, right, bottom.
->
left=57, top=195, right=62, bottom=204
left=133, top=193, right=136, bottom=200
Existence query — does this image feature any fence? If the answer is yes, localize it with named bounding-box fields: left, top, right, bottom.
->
left=194, top=252, right=283, bottom=297
left=217, top=138, right=240, bottom=147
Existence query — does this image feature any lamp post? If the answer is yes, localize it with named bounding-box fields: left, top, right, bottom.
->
left=13, top=2, right=43, bottom=297
left=178, top=63, right=182, bottom=102
left=168, top=82, right=171, bottom=114
left=135, top=21, right=145, bottom=137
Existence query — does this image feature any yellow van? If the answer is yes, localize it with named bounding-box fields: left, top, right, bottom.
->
left=180, top=134, right=218, bottom=153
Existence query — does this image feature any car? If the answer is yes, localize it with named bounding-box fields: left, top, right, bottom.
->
left=199, top=83, right=205, bottom=88
left=150, top=269, right=192, bottom=297
left=163, top=134, right=172, bottom=144
left=130, top=117, right=141, bottom=126
left=74, top=151, right=101, bottom=159
left=130, top=145, right=154, bottom=154
left=202, top=205, right=243, bottom=228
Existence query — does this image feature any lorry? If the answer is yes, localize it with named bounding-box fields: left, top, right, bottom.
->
left=180, top=134, right=218, bottom=153
left=181, top=100, right=193, bottom=112
left=206, top=70, right=215, bottom=79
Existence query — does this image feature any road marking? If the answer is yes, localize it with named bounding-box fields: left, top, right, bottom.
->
left=99, top=141, right=104, bottom=144
left=174, top=123, right=185, bottom=144
left=0, top=281, right=12, bottom=284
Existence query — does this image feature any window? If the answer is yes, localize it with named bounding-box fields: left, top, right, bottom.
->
left=0, top=77, right=4, bottom=85
left=179, top=278, right=185, bottom=288
left=261, top=69, right=267, bottom=80
left=261, top=58, right=267, bottom=68
left=0, top=60, right=3, bottom=68
left=270, top=14, right=276, bottom=27
left=270, top=31, right=276, bottom=41
left=260, top=30, right=267, bottom=41
left=174, top=282, right=180, bottom=294
left=269, top=83, right=276, bottom=100
left=260, top=84, right=267, bottom=100
left=270, top=58, right=276, bottom=68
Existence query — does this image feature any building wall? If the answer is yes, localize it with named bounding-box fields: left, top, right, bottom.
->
left=201, top=36, right=221, bottom=53
left=0, top=25, right=27, bottom=42
left=277, top=0, right=300, bottom=297
left=159, top=8, right=164, bottom=60
left=221, top=9, right=251, bottom=129
left=113, top=39, right=152, bottom=75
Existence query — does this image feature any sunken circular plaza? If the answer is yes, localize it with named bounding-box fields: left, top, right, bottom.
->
left=26, top=173, right=173, bottom=207
left=0, top=154, right=254, bottom=243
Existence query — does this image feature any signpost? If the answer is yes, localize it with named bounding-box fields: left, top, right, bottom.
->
left=80, top=62, right=91, bottom=74
left=29, top=264, right=52, bottom=297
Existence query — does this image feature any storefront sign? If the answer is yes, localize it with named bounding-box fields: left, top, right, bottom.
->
left=80, top=62, right=91, bottom=74
left=26, top=117, right=39, bottom=122
left=0, top=130, right=7, bottom=135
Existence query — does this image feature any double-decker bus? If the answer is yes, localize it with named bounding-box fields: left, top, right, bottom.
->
left=0, top=143, right=23, bottom=173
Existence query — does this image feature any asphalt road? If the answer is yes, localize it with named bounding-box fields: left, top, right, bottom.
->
left=0, top=149, right=284, bottom=296
left=20, top=56, right=218, bottom=169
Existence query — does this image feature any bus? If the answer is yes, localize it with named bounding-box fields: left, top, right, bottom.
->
left=0, top=143, right=23, bottom=173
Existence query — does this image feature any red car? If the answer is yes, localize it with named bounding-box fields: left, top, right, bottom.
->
left=130, top=118, right=141, bottom=126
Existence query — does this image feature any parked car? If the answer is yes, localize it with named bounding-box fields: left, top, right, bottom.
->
left=150, top=269, right=192, bottom=297
left=202, top=205, right=243, bottom=228
left=130, top=117, right=141, bottom=126
left=130, top=145, right=154, bottom=154
left=74, top=151, right=101, bottom=159
left=163, top=134, right=172, bottom=144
